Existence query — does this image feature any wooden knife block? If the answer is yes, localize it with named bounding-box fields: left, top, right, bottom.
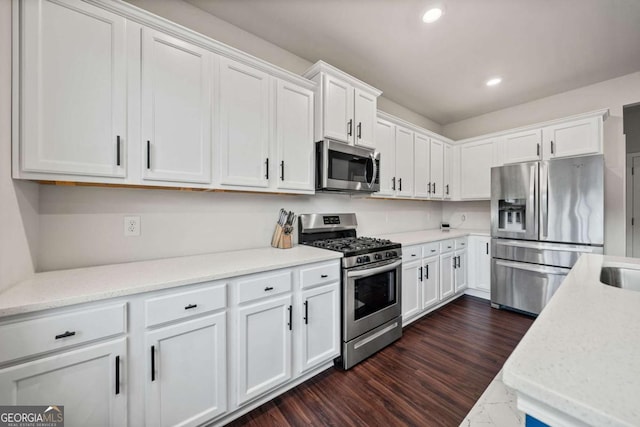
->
left=271, top=224, right=293, bottom=249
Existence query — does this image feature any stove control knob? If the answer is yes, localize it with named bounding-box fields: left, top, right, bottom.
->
left=357, top=257, right=363, bottom=263
left=375, top=254, right=382, bottom=260
left=385, top=252, right=391, bottom=258
left=364, top=256, right=371, bottom=262
left=391, top=251, right=398, bottom=257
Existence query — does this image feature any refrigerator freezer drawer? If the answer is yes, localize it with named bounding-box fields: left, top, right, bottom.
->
left=492, top=239, right=603, bottom=269
left=491, top=259, right=570, bottom=315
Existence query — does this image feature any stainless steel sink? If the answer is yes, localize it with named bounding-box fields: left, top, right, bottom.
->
left=600, top=267, right=640, bottom=291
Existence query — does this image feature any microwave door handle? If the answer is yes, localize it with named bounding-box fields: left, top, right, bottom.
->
left=347, top=259, right=402, bottom=279
left=368, top=153, right=378, bottom=189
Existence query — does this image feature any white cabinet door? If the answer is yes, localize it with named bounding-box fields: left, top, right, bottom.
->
left=219, top=58, right=270, bottom=188
left=443, top=143, right=453, bottom=199
left=401, top=260, right=422, bottom=322
left=459, top=139, right=494, bottom=200
left=503, top=129, right=541, bottom=164
left=422, top=256, right=440, bottom=309
left=543, top=117, right=601, bottom=159
left=454, top=250, right=468, bottom=292
left=0, top=338, right=126, bottom=427
left=353, top=88, right=377, bottom=149
left=20, top=0, right=126, bottom=178
left=299, top=283, right=340, bottom=373
left=141, top=29, right=212, bottom=184
left=374, top=118, right=396, bottom=196
left=236, top=294, right=292, bottom=405
left=440, top=252, right=455, bottom=300
left=414, top=133, right=431, bottom=199
left=322, top=75, right=354, bottom=144
left=474, top=237, right=491, bottom=292
left=275, top=80, right=314, bottom=191
left=145, top=313, right=226, bottom=427
left=429, top=139, right=444, bottom=198
left=395, top=126, right=414, bottom=197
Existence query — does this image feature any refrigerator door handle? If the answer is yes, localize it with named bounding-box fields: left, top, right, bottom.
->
left=527, top=164, right=538, bottom=240
left=540, top=162, right=549, bottom=239
left=495, top=259, right=570, bottom=275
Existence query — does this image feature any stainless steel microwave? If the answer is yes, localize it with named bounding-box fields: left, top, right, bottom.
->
left=316, top=139, right=380, bottom=193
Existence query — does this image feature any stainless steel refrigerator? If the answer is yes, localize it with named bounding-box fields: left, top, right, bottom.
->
left=490, top=154, right=604, bottom=315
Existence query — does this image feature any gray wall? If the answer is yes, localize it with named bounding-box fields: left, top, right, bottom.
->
left=625, top=104, right=640, bottom=153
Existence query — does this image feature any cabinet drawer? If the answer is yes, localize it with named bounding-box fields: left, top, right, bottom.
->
left=145, top=282, right=226, bottom=328
left=402, top=245, right=422, bottom=263
left=0, top=303, right=126, bottom=364
left=237, top=271, right=292, bottom=304
left=440, top=239, right=455, bottom=253
left=422, top=242, right=440, bottom=257
left=300, top=261, right=340, bottom=289
left=455, top=238, right=468, bottom=250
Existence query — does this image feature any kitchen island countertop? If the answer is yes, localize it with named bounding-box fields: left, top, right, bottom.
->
left=0, top=245, right=342, bottom=317
left=503, top=253, right=640, bottom=427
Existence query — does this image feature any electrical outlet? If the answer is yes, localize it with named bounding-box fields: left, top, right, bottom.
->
left=461, top=214, right=466, bottom=222
left=124, top=216, right=140, bottom=237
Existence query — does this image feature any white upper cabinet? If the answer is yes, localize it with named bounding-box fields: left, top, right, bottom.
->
left=503, top=129, right=542, bottom=164
left=19, top=0, right=126, bottom=178
left=275, top=80, right=315, bottom=192
left=218, top=58, right=271, bottom=188
left=353, top=88, right=377, bottom=148
left=395, top=126, right=415, bottom=197
left=374, top=118, right=397, bottom=197
left=443, top=143, right=453, bottom=199
left=304, top=61, right=381, bottom=147
left=414, top=133, right=431, bottom=198
left=459, top=139, right=495, bottom=200
left=429, top=139, right=445, bottom=199
left=542, top=116, right=602, bottom=159
left=141, top=29, right=212, bottom=184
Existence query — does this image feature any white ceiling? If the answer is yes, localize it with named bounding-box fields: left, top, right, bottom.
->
left=185, top=0, right=640, bottom=125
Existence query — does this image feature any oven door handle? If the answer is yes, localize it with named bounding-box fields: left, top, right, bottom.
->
left=347, top=259, right=402, bottom=279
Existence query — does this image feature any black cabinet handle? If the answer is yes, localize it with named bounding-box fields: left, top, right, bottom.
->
left=320, top=274, right=328, bottom=278
left=399, top=178, right=402, bottom=191
left=419, top=266, right=423, bottom=282
left=537, top=143, right=540, bottom=157
left=411, top=254, right=417, bottom=257
left=453, top=257, right=456, bottom=269
left=264, top=286, right=274, bottom=291
left=425, top=264, right=429, bottom=280
left=184, top=304, right=197, bottom=310
left=115, top=355, right=120, bottom=395
left=347, top=119, right=353, bottom=136
left=486, top=243, right=489, bottom=255
left=151, top=345, right=156, bottom=382
left=287, top=305, right=292, bottom=331
left=392, top=177, right=396, bottom=191
left=280, top=161, right=285, bottom=181
left=457, top=256, right=461, bottom=268
left=116, top=136, right=121, bottom=166
left=551, top=140, right=555, bottom=154
left=446, top=184, right=449, bottom=195
left=427, top=182, right=431, bottom=194
left=146, top=141, right=151, bottom=169
left=357, top=122, right=362, bottom=139
left=265, top=158, right=269, bottom=179
left=432, top=182, right=436, bottom=194
left=55, top=331, right=75, bottom=340
left=304, top=301, right=309, bottom=325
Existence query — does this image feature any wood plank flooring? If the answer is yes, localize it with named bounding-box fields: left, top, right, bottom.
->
left=227, top=295, right=534, bottom=427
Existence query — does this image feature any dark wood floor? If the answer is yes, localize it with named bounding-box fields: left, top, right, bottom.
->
left=228, top=295, right=534, bottom=427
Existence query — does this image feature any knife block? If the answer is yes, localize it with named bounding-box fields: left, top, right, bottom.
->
left=271, top=224, right=293, bottom=249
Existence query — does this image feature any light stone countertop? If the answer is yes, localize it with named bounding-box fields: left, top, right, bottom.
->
left=503, top=254, right=640, bottom=427
left=0, top=245, right=342, bottom=318
left=375, top=228, right=490, bottom=246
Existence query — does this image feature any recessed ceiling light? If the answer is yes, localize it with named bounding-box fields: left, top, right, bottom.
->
left=486, top=77, right=502, bottom=87
left=422, top=8, right=443, bottom=23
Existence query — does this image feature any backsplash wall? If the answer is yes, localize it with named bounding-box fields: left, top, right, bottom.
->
left=37, top=185, right=443, bottom=271
left=442, top=201, right=491, bottom=230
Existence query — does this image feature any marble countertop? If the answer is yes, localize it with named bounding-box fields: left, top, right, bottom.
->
left=375, top=228, right=490, bottom=246
left=0, top=246, right=342, bottom=318
left=503, top=254, right=640, bottom=427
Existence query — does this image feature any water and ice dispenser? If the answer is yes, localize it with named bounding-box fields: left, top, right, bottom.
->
left=497, top=199, right=526, bottom=233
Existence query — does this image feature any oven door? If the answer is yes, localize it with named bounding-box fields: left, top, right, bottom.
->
left=317, top=140, right=380, bottom=192
left=343, top=258, right=401, bottom=342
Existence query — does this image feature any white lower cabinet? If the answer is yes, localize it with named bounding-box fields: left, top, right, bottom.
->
left=440, top=251, right=455, bottom=300
left=467, top=236, right=492, bottom=298
left=422, top=256, right=440, bottom=309
left=454, top=249, right=468, bottom=292
left=0, top=338, right=127, bottom=427
left=145, top=313, right=227, bottom=427
left=236, top=294, right=293, bottom=405
left=401, top=258, right=422, bottom=321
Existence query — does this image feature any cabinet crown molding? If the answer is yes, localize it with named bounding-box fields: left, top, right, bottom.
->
left=377, top=110, right=454, bottom=144
left=303, top=60, right=382, bottom=97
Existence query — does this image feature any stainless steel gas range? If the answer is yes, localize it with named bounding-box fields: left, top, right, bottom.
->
left=298, top=213, right=402, bottom=370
